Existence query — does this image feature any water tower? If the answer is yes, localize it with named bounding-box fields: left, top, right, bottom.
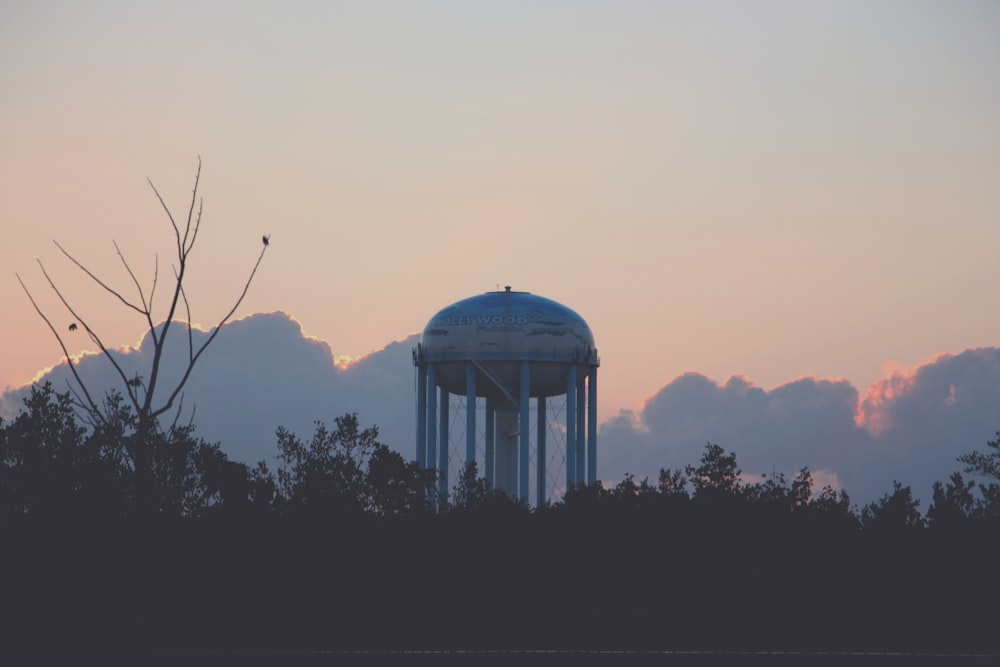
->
left=413, top=287, right=599, bottom=507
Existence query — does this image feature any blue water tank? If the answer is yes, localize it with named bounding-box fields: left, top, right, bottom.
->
left=416, top=287, right=598, bottom=399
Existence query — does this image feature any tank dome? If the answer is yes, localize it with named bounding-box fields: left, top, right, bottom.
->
left=416, top=288, right=597, bottom=398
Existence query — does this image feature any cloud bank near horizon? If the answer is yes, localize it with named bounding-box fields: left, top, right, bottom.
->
left=600, top=347, right=1000, bottom=505
left=1, top=312, right=419, bottom=471
left=3, top=311, right=998, bottom=505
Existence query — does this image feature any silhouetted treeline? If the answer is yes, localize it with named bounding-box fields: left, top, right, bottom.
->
left=2, top=383, right=999, bottom=655
left=6, top=382, right=1000, bottom=528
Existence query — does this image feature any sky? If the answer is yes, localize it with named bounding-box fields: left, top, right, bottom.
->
left=3, top=2, right=999, bottom=438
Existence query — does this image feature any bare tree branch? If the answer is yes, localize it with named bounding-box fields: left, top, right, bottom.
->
left=32, top=259, right=142, bottom=414
left=167, top=394, right=196, bottom=433
left=189, top=198, right=203, bottom=256
left=181, top=156, right=202, bottom=254
left=149, top=254, right=159, bottom=337
left=147, top=176, right=181, bottom=259
left=113, top=239, right=156, bottom=326
left=16, top=272, right=105, bottom=424
left=174, top=265, right=194, bottom=365
left=114, top=240, right=161, bottom=349
left=114, top=240, right=149, bottom=312
left=142, top=198, right=193, bottom=419
left=21, top=158, right=268, bottom=516
left=64, top=379, right=103, bottom=430
left=54, top=240, right=146, bottom=316
left=154, top=242, right=267, bottom=420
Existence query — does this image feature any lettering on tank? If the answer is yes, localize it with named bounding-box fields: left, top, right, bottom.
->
left=429, top=316, right=530, bottom=327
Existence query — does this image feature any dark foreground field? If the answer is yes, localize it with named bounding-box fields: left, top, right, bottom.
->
left=2, top=512, right=997, bottom=658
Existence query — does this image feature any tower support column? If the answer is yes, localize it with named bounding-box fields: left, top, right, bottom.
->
left=587, top=367, right=598, bottom=485
left=426, top=365, right=437, bottom=472
left=439, top=388, right=449, bottom=505
left=466, top=364, right=476, bottom=468
left=536, top=396, right=546, bottom=508
left=519, top=362, right=530, bottom=504
left=494, top=408, right=518, bottom=497
left=576, top=371, right=586, bottom=485
left=416, top=365, right=427, bottom=468
left=485, top=398, right=495, bottom=489
left=566, top=365, right=577, bottom=490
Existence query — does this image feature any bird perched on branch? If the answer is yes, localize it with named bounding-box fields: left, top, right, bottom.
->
left=68, top=323, right=78, bottom=332
left=262, top=234, right=270, bottom=246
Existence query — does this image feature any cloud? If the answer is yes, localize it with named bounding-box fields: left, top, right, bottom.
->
left=851, top=348, right=1000, bottom=502
left=1, top=312, right=421, bottom=470
left=600, top=349, right=1000, bottom=505
left=4, top=312, right=998, bottom=505
left=599, top=373, right=871, bottom=498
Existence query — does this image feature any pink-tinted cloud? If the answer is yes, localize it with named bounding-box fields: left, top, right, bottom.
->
left=599, top=372, right=871, bottom=498
left=4, top=312, right=998, bottom=505
left=602, top=348, right=1000, bottom=504
left=849, top=348, right=1000, bottom=501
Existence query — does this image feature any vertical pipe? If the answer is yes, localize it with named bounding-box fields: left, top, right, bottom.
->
left=566, top=365, right=577, bottom=491
left=466, top=363, right=476, bottom=468
left=495, top=409, right=518, bottom=497
left=439, top=388, right=449, bottom=505
left=576, top=371, right=586, bottom=486
left=519, top=361, right=530, bottom=505
left=416, top=364, right=427, bottom=467
left=426, top=365, right=437, bottom=472
left=485, top=397, right=495, bottom=489
left=587, top=367, right=598, bottom=485
left=536, top=396, right=546, bottom=508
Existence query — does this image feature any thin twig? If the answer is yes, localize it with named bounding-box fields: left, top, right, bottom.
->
left=181, top=156, right=201, bottom=254
left=149, top=254, right=159, bottom=314
left=34, top=259, right=141, bottom=414
left=16, top=272, right=105, bottom=426
left=54, top=240, right=146, bottom=316
left=169, top=394, right=185, bottom=432
left=65, top=378, right=99, bottom=428
left=147, top=177, right=182, bottom=260
left=155, top=243, right=267, bottom=420
left=187, top=198, right=203, bottom=259
left=114, top=240, right=149, bottom=313
left=114, top=240, right=158, bottom=348
left=174, top=265, right=194, bottom=364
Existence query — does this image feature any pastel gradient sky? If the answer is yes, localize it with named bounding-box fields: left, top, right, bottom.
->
left=3, top=1, right=999, bottom=425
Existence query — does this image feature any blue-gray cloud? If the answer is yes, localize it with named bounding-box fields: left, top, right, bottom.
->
left=599, top=374, right=871, bottom=497
left=601, top=349, right=1000, bottom=505
left=1, top=312, right=420, bottom=471
left=4, top=313, right=998, bottom=505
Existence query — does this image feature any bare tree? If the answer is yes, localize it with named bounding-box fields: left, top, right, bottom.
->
left=16, top=158, right=268, bottom=511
